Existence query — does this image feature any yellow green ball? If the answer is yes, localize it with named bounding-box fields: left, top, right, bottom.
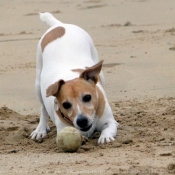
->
left=56, top=127, right=82, bottom=152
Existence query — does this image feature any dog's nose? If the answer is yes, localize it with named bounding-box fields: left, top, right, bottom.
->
left=76, top=115, right=89, bottom=128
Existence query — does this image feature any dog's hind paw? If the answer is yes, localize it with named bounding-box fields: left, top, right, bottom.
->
left=98, top=135, right=115, bottom=144
left=30, top=125, right=50, bottom=140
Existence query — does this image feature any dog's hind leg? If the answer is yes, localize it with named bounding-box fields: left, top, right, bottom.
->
left=30, top=44, right=50, bottom=140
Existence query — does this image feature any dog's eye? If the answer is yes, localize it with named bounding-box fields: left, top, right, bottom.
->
left=82, top=94, right=91, bottom=103
left=62, top=102, right=72, bottom=109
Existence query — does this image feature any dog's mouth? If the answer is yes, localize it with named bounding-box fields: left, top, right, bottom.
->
left=80, top=124, right=92, bottom=132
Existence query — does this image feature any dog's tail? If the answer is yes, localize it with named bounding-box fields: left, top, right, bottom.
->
left=39, top=12, right=62, bottom=27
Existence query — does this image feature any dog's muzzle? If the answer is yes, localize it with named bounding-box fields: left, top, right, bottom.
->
left=76, top=115, right=92, bottom=132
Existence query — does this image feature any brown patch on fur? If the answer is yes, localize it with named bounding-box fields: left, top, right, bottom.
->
left=96, top=86, right=105, bottom=117
left=55, top=78, right=98, bottom=122
left=41, top=26, right=65, bottom=52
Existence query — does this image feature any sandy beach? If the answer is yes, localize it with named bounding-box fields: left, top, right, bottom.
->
left=0, top=0, right=175, bottom=174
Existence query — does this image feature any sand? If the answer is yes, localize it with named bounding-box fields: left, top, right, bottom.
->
left=0, top=0, right=175, bottom=174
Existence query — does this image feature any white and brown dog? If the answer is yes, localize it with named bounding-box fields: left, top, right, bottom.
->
left=31, top=12, right=118, bottom=144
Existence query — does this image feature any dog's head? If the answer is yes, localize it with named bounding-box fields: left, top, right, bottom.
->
left=46, top=61, right=105, bottom=133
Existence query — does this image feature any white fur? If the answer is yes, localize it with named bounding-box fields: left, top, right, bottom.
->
left=30, top=12, right=118, bottom=144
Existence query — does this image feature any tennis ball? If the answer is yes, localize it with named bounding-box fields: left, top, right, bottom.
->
left=56, top=127, right=82, bottom=152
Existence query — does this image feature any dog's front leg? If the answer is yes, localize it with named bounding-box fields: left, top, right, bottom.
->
left=98, top=119, right=118, bottom=144
left=96, top=102, right=118, bottom=144
left=30, top=105, right=50, bottom=140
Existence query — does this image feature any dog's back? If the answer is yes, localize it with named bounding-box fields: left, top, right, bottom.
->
left=37, top=13, right=105, bottom=89
left=39, top=13, right=102, bottom=80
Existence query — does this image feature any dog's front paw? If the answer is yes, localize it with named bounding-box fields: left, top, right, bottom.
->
left=98, top=133, right=115, bottom=144
left=30, top=125, right=50, bottom=140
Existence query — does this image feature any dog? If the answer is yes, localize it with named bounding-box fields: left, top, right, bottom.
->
left=30, top=12, right=118, bottom=144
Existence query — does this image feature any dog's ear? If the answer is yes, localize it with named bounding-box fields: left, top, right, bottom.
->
left=80, top=60, right=104, bottom=84
left=46, top=80, right=65, bottom=97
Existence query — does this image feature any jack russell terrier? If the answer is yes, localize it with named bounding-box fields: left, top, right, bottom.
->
left=30, top=12, right=118, bottom=144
